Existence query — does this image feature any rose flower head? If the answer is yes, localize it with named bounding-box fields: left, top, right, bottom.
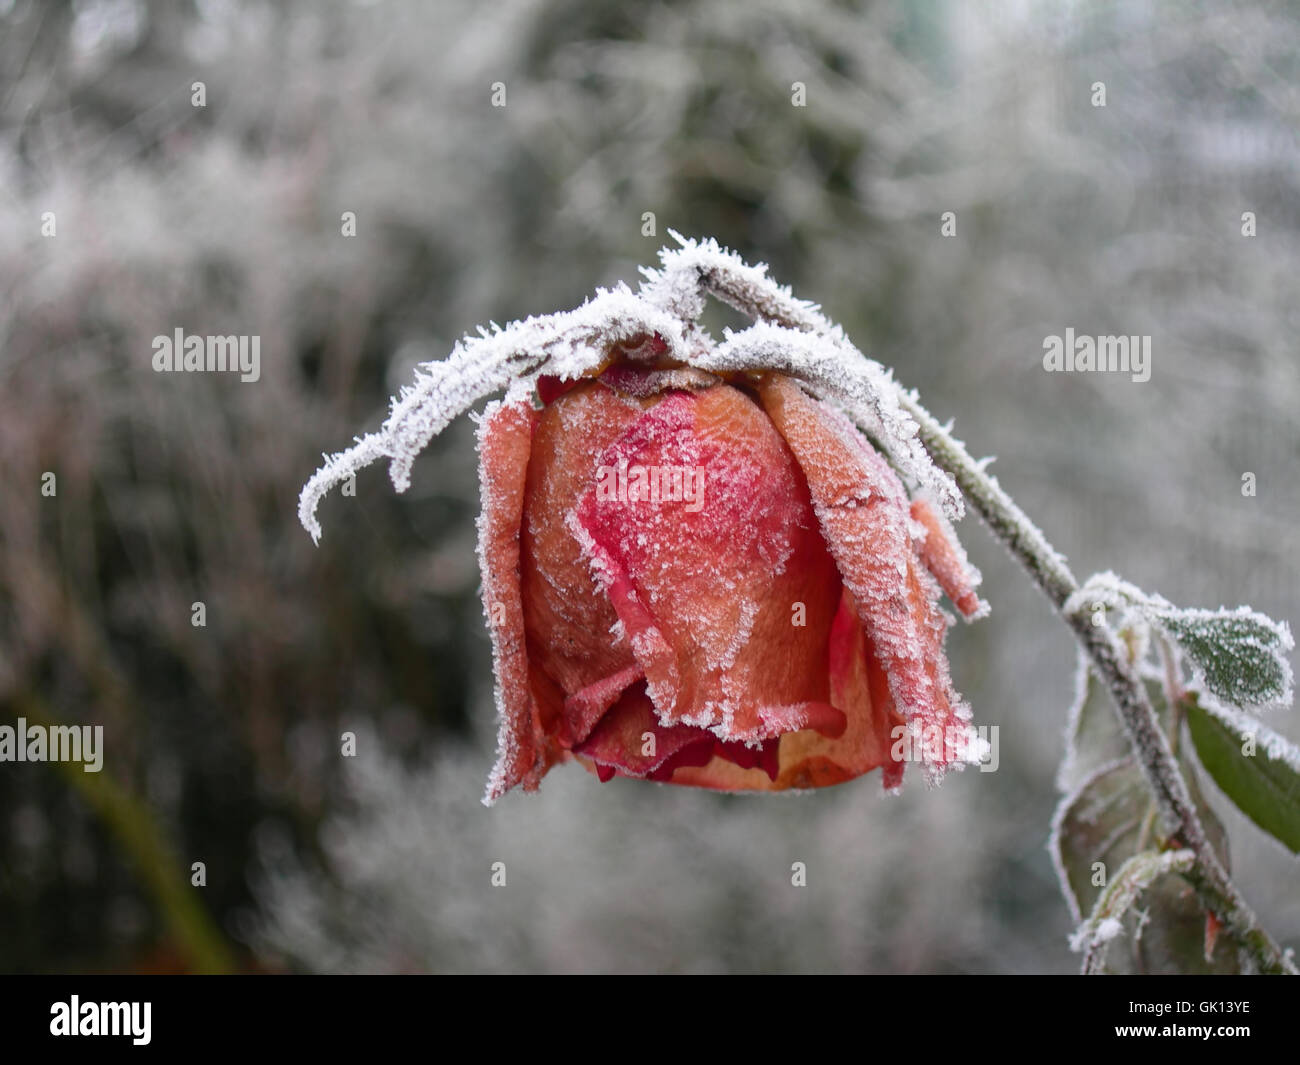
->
left=300, top=235, right=988, bottom=804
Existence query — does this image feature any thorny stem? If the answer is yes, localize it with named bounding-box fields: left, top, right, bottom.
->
left=900, top=393, right=1296, bottom=975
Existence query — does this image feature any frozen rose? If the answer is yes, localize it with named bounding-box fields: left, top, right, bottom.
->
left=478, top=355, right=985, bottom=802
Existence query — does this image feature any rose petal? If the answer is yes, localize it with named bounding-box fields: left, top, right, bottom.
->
left=757, top=374, right=970, bottom=776
left=573, top=683, right=790, bottom=785
left=778, top=589, right=907, bottom=790
left=536, top=375, right=580, bottom=406
left=561, top=663, right=644, bottom=748
left=666, top=590, right=904, bottom=791
left=479, top=399, right=546, bottom=803
left=573, top=682, right=717, bottom=778
left=910, top=497, right=984, bottom=619
left=520, top=382, right=645, bottom=703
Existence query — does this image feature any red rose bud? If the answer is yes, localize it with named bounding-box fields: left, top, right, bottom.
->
left=479, top=366, right=985, bottom=802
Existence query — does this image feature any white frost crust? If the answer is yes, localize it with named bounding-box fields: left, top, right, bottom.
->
left=300, top=233, right=967, bottom=544
left=298, top=285, right=689, bottom=543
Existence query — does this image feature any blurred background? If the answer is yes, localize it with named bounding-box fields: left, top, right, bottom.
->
left=1, top=0, right=1297, bottom=974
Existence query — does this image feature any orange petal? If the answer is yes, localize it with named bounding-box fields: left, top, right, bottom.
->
left=479, top=399, right=545, bottom=803
left=757, top=374, right=970, bottom=776
left=670, top=590, right=904, bottom=792
left=910, top=497, right=984, bottom=619
left=520, top=382, right=645, bottom=703
left=779, top=589, right=906, bottom=789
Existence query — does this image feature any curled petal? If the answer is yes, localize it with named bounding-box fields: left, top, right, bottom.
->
left=910, top=497, right=985, bottom=620
left=757, top=373, right=972, bottom=777
left=573, top=682, right=720, bottom=780
left=560, top=663, right=644, bottom=748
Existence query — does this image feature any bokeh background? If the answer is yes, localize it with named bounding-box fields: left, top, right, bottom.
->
left=2, top=0, right=1297, bottom=973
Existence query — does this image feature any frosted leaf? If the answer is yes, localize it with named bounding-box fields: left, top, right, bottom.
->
left=1149, top=605, right=1295, bottom=712
left=1051, top=757, right=1238, bottom=973
left=1190, top=700, right=1300, bottom=773
left=1057, top=651, right=1130, bottom=793
left=1050, top=758, right=1145, bottom=924
left=298, top=286, right=691, bottom=543
left=1066, top=573, right=1294, bottom=712
left=639, top=231, right=828, bottom=331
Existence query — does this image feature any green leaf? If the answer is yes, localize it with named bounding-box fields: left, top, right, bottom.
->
left=1186, top=697, right=1300, bottom=854
left=1150, top=606, right=1294, bottom=710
